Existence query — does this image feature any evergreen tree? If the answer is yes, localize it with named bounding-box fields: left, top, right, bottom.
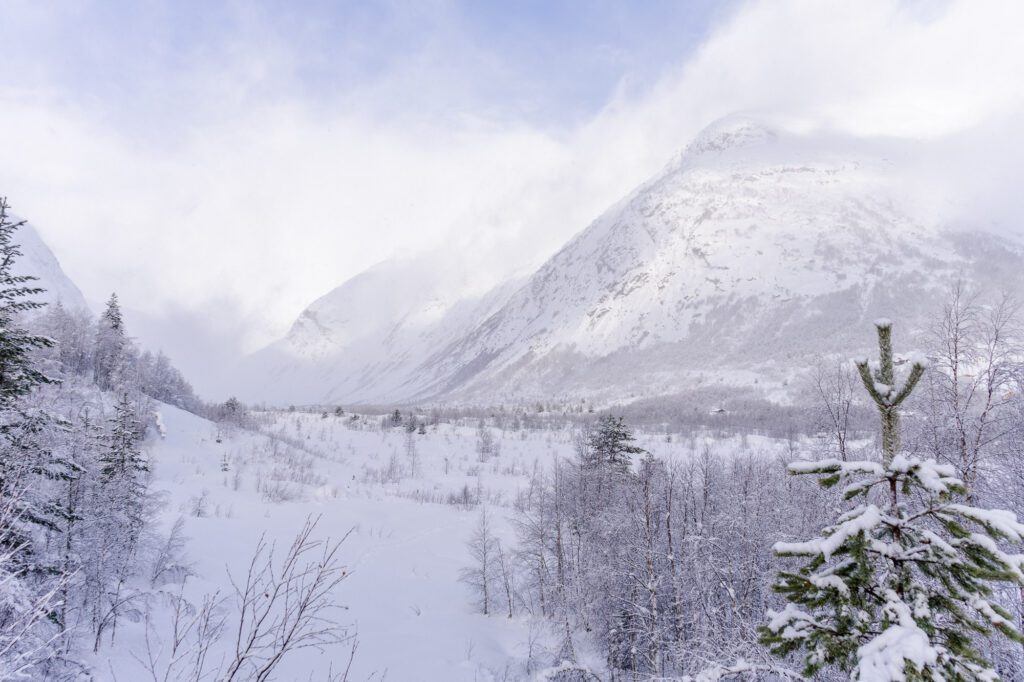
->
left=0, top=199, right=55, bottom=404
left=100, top=393, right=148, bottom=534
left=585, top=415, right=645, bottom=473
left=221, top=396, right=242, bottom=423
left=83, top=394, right=150, bottom=653
left=761, top=320, right=1024, bottom=680
left=0, top=199, right=76, bottom=553
left=93, top=293, right=126, bottom=391
left=99, top=293, right=123, bottom=333
left=0, top=199, right=77, bottom=672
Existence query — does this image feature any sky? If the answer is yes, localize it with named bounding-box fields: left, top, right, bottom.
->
left=1, top=0, right=1023, bottom=397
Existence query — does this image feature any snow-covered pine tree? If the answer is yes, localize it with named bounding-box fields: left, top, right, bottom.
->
left=761, top=320, right=1024, bottom=681
left=93, top=293, right=126, bottom=391
left=218, top=396, right=246, bottom=426
left=100, top=393, right=149, bottom=535
left=0, top=199, right=54, bottom=404
left=585, top=415, right=645, bottom=473
left=0, top=199, right=80, bottom=557
left=80, top=393, right=151, bottom=651
left=0, top=199, right=78, bottom=672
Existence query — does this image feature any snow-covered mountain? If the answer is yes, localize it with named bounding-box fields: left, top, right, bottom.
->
left=236, top=255, right=526, bottom=404
left=242, top=116, right=1024, bottom=405
left=10, top=216, right=89, bottom=312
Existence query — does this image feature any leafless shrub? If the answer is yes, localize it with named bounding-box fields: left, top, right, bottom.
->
left=255, top=474, right=304, bottom=504
left=135, top=586, right=227, bottom=682
left=190, top=491, right=209, bottom=518
left=221, top=516, right=353, bottom=682
left=149, top=517, right=193, bottom=589
left=0, top=496, right=68, bottom=679
left=137, top=516, right=354, bottom=682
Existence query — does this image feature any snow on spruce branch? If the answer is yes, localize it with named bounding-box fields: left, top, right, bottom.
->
left=761, top=321, right=1024, bottom=681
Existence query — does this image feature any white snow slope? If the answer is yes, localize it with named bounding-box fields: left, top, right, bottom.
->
left=242, top=116, right=1024, bottom=406
left=9, top=215, right=89, bottom=312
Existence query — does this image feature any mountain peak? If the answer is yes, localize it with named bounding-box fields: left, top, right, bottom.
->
left=683, top=115, right=779, bottom=159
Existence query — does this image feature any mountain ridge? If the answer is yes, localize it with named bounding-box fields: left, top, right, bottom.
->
left=239, top=117, right=1024, bottom=405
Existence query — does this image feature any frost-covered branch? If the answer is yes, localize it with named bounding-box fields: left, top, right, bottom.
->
left=222, top=515, right=353, bottom=682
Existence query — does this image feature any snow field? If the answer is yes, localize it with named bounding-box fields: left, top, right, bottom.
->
left=100, top=406, right=798, bottom=680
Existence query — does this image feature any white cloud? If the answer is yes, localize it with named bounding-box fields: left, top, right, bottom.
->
left=1, top=0, right=1022, bottom=393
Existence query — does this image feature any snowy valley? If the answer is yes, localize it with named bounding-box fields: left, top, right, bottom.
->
left=101, top=399, right=828, bottom=681
left=5, top=97, right=1024, bottom=682
left=8, top=2, right=1024, bottom=681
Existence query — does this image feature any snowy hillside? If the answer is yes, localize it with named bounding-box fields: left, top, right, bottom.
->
left=242, top=116, right=1024, bottom=406
left=10, top=215, right=89, bottom=312
left=237, top=256, right=526, bottom=405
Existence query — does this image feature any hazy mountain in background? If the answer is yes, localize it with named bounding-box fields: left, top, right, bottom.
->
left=239, top=116, right=1024, bottom=406
left=10, top=216, right=89, bottom=312
left=235, top=255, right=527, bottom=404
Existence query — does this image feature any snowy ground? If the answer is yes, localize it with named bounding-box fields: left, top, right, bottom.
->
left=96, top=406, right=790, bottom=681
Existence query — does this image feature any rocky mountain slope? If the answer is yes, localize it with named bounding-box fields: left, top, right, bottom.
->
left=242, top=117, right=1024, bottom=405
